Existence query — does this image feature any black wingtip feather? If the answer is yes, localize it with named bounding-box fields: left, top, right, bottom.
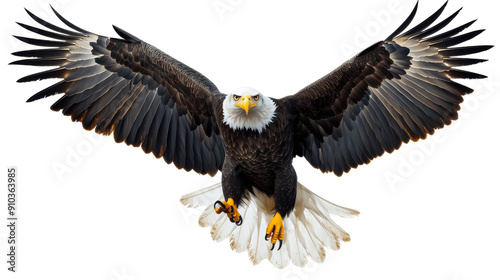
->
left=50, top=5, right=91, bottom=34
left=444, top=58, right=488, bottom=67
left=11, top=49, right=69, bottom=58
left=16, top=21, right=78, bottom=41
left=430, top=29, right=485, bottom=49
left=112, top=25, right=142, bottom=43
left=26, top=80, right=69, bottom=102
left=385, top=1, right=419, bottom=41
left=447, top=69, right=488, bottom=79
left=439, top=45, right=493, bottom=57
left=13, top=35, right=72, bottom=47
left=413, top=7, right=462, bottom=40
left=399, top=0, right=448, bottom=38
left=10, top=58, right=65, bottom=67
left=425, top=20, right=477, bottom=44
left=24, top=7, right=82, bottom=37
left=17, top=68, right=66, bottom=83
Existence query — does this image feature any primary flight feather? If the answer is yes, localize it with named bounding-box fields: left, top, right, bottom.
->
left=11, top=1, right=491, bottom=268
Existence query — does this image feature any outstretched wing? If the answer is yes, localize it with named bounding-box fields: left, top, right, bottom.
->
left=11, top=7, right=226, bottom=176
left=282, top=2, right=492, bottom=176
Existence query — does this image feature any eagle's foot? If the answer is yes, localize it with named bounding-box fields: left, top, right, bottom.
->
left=265, top=212, right=284, bottom=251
left=214, top=198, right=242, bottom=226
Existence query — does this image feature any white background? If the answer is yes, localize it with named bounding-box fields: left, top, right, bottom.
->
left=1, top=0, right=499, bottom=279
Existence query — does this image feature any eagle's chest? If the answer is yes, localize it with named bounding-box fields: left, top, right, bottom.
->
left=220, top=113, right=293, bottom=169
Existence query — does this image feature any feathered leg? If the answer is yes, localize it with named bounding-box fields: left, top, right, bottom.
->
left=214, top=159, right=248, bottom=225
left=266, top=165, right=297, bottom=250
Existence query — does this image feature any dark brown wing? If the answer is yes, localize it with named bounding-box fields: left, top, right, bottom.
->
left=282, top=2, right=492, bottom=176
left=11, top=7, right=225, bottom=176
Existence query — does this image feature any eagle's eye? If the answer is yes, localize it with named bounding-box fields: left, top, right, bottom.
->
left=253, top=95, right=259, bottom=101
left=233, top=95, right=241, bottom=101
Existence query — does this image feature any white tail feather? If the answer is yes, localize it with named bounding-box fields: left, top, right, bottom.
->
left=180, top=182, right=359, bottom=268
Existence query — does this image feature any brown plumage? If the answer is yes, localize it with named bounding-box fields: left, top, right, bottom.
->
left=11, top=2, right=492, bottom=267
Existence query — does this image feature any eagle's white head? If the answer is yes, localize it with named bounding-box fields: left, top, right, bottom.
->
left=223, top=87, right=277, bottom=133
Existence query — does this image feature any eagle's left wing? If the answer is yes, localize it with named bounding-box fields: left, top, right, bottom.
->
left=281, top=2, right=492, bottom=176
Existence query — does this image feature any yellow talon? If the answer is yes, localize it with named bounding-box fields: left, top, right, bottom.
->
left=214, top=198, right=242, bottom=225
left=265, top=212, right=284, bottom=250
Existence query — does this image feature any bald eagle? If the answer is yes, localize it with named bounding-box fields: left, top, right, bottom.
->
left=11, top=2, right=491, bottom=268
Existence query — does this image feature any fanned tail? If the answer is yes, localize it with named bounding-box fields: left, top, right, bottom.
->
left=180, top=182, right=359, bottom=268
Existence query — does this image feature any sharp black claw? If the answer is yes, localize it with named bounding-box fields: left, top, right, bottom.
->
left=265, top=234, right=269, bottom=241
left=271, top=243, right=275, bottom=251
left=213, top=200, right=224, bottom=210
left=229, top=217, right=234, bottom=223
left=235, top=216, right=242, bottom=226
left=277, top=240, right=283, bottom=251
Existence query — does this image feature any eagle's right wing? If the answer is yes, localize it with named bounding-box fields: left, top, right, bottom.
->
left=12, top=7, right=226, bottom=176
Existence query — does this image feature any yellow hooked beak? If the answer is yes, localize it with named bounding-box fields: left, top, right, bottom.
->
left=235, top=95, right=258, bottom=115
